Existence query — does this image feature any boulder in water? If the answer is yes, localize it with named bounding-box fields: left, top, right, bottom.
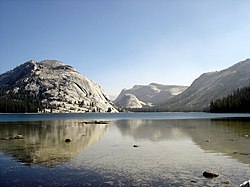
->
left=65, top=138, right=71, bottom=143
left=203, top=171, right=219, bottom=178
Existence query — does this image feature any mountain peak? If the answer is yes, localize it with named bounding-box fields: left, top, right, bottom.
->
left=115, top=93, right=146, bottom=108
left=149, top=83, right=163, bottom=86
left=39, top=60, right=65, bottom=67
left=27, top=59, right=36, bottom=64
left=0, top=60, right=118, bottom=113
left=115, top=83, right=187, bottom=108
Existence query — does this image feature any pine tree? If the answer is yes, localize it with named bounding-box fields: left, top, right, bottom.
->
left=210, top=85, right=250, bottom=113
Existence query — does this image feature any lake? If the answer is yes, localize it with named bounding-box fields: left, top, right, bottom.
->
left=0, top=113, right=249, bottom=186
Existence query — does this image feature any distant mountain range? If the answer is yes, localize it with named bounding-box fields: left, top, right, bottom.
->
left=115, top=58, right=250, bottom=111
left=114, top=83, right=187, bottom=108
left=0, top=60, right=117, bottom=113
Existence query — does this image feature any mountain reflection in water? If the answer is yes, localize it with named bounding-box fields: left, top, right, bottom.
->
left=0, top=116, right=249, bottom=186
left=0, top=120, right=108, bottom=167
left=116, top=118, right=250, bottom=164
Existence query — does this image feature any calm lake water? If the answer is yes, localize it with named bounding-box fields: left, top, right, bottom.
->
left=0, top=113, right=249, bottom=186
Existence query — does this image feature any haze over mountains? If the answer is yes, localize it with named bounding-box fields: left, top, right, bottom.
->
left=0, top=60, right=117, bottom=113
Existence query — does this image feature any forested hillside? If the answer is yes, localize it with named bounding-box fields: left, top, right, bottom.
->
left=0, top=89, right=44, bottom=113
left=210, top=85, right=250, bottom=113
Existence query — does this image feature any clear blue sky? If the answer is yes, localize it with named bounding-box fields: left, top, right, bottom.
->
left=1, top=0, right=250, bottom=96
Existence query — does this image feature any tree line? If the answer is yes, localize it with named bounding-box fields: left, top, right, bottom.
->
left=0, top=89, right=44, bottom=113
left=210, top=85, right=250, bottom=113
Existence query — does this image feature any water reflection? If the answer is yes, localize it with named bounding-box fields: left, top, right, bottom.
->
left=0, top=120, right=108, bottom=167
left=116, top=119, right=190, bottom=141
left=0, top=117, right=249, bottom=186
left=116, top=118, right=250, bottom=164
left=190, top=118, right=250, bottom=165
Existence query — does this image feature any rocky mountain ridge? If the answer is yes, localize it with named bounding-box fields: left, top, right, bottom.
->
left=115, top=58, right=250, bottom=111
left=2, top=58, right=250, bottom=112
left=0, top=60, right=117, bottom=113
left=161, top=58, right=250, bottom=111
left=115, top=83, right=187, bottom=108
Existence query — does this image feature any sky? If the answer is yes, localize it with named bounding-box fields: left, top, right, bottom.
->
left=1, top=0, right=250, bottom=96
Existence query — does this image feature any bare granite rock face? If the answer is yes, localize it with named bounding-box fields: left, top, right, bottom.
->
left=115, top=83, right=187, bottom=108
left=115, top=93, right=146, bottom=108
left=162, top=58, right=250, bottom=111
left=0, top=60, right=117, bottom=113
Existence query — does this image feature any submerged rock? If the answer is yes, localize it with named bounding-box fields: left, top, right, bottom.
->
left=80, top=121, right=109, bottom=125
left=1, top=137, right=9, bottom=140
left=65, top=138, right=71, bottom=143
left=239, top=153, right=249, bottom=156
left=223, top=180, right=230, bottom=184
left=203, top=171, right=219, bottom=178
left=14, top=134, right=25, bottom=139
left=133, top=144, right=140, bottom=148
left=1, top=135, right=25, bottom=140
